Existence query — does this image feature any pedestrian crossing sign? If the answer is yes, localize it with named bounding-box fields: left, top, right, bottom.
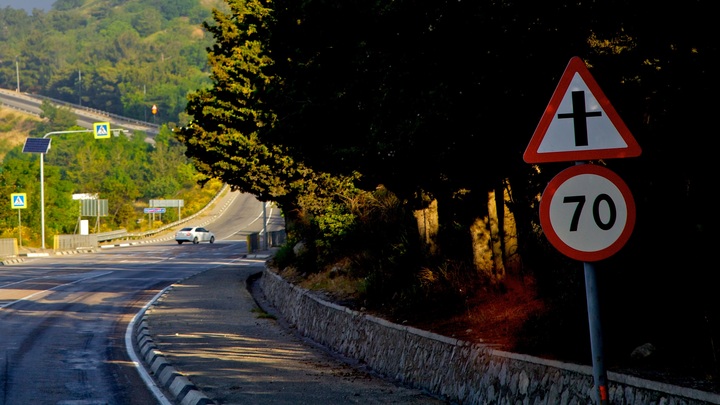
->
left=94, top=122, right=111, bottom=139
left=11, top=193, right=27, bottom=209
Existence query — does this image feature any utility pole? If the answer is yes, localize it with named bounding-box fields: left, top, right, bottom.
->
left=15, top=56, right=20, bottom=92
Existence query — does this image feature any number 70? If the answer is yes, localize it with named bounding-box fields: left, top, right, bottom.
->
left=562, top=194, right=616, bottom=232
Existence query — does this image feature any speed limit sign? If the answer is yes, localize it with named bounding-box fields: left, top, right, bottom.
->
left=539, top=164, right=636, bottom=262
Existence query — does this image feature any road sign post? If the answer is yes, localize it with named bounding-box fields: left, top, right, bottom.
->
left=11, top=193, right=27, bottom=247
left=525, top=57, right=642, bottom=405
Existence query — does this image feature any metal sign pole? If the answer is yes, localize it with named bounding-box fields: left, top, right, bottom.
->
left=18, top=209, right=22, bottom=248
left=263, top=202, right=268, bottom=250
left=584, top=261, right=608, bottom=404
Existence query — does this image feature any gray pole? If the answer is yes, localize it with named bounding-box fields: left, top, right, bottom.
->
left=18, top=209, right=22, bottom=248
left=78, top=70, right=81, bottom=106
left=584, top=261, right=608, bottom=404
left=263, top=202, right=268, bottom=250
left=15, top=57, right=20, bottom=92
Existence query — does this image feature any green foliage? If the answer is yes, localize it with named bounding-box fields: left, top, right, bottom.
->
left=174, top=0, right=720, bottom=379
left=267, top=243, right=295, bottom=270
left=35, top=100, right=80, bottom=135
left=0, top=0, right=218, bottom=123
left=0, top=116, right=214, bottom=247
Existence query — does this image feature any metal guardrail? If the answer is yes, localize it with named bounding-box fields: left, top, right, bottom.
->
left=96, top=229, right=128, bottom=242
left=52, top=229, right=128, bottom=250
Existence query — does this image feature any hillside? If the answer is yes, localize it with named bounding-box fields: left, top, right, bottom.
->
left=0, top=0, right=230, bottom=124
left=0, top=108, right=40, bottom=160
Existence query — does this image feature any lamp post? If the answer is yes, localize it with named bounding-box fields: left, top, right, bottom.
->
left=24, top=130, right=95, bottom=249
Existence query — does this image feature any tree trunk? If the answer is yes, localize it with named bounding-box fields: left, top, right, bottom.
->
left=470, top=182, right=519, bottom=286
left=414, top=199, right=439, bottom=256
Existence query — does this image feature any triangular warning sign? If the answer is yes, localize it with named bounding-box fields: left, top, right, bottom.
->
left=13, top=196, right=24, bottom=206
left=524, top=57, right=641, bottom=163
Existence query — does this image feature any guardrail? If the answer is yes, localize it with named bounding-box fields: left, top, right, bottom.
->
left=52, top=229, right=129, bottom=250
left=96, top=229, right=128, bottom=242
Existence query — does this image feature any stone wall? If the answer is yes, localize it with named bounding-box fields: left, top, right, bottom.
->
left=259, top=268, right=720, bottom=404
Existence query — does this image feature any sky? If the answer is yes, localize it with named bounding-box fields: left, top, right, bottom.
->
left=1, top=0, right=55, bottom=12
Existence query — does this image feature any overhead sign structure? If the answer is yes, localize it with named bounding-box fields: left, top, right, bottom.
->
left=539, top=164, right=636, bottom=262
left=524, top=57, right=641, bottom=163
left=94, top=122, right=111, bottom=139
left=11, top=193, right=27, bottom=209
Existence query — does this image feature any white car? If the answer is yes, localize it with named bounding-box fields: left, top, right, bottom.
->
left=175, top=227, right=215, bottom=244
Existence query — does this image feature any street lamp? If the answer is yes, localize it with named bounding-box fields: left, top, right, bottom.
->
left=23, top=129, right=104, bottom=249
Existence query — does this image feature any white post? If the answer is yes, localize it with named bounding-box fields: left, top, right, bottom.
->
left=40, top=153, right=45, bottom=249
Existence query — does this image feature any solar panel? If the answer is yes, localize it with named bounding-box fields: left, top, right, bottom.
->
left=22, top=138, right=51, bottom=153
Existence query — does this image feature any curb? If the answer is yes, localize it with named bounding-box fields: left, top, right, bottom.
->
left=135, top=316, right=215, bottom=405
left=133, top=253, right=274, bottom=405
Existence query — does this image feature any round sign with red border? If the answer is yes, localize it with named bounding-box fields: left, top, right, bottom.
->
left=539, top=164, right=635, bottom=262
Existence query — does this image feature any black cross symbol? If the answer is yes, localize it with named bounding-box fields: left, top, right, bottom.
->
left=557, top=91, right=601, bottom=147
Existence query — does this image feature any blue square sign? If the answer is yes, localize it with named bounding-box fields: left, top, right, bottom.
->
left=94, top=122, right=111, bottom=139
left=11, top=193, right=27, bottom=209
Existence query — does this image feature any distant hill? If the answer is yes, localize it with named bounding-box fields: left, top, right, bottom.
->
left=0, top=0, right=229, bottom=125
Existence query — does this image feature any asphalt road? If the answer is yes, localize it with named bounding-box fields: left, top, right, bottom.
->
left=0, top=190, right=273, bottom=404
